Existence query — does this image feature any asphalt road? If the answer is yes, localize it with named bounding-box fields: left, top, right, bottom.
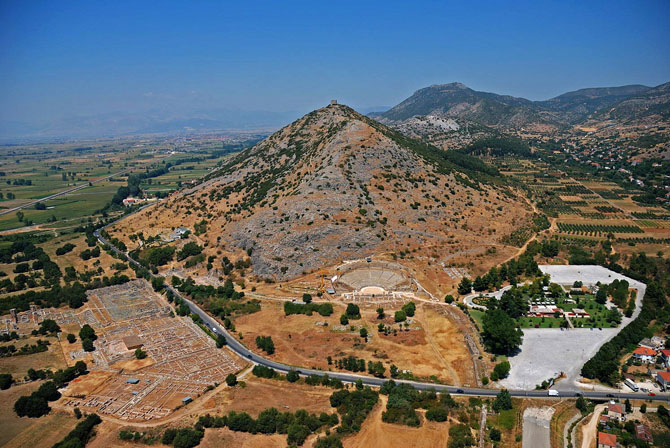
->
left=94, top=224, right=670, bottom=404
left=0, top=170, right=128, bottom=217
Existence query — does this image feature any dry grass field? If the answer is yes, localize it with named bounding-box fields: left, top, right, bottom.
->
left=342, top=395, right=450, bottom=448
left=0, top=381, right=79, bottom=447
left=0, top=335, right=68, bottom=378
left=232, top=299, right=478, bottom=386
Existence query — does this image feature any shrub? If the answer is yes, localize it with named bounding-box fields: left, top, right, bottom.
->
left=425, top=407, right=448, bottom=422
left=226, top=373, right=238, bottom=387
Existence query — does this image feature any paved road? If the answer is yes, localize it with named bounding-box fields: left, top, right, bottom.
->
left=94, top=222, right=670, bottom=404
left=0, top=170, right=128, bottom=216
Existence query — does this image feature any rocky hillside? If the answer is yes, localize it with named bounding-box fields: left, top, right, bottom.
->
left=377, top=83, right=553, bottom=130
left=536, top=84, right=651, bottom=123
left=592, top=82, right=670, bottom=124
left=376, top=82, right=669, bottom=138
left=113, top=104, right=532, bottom=280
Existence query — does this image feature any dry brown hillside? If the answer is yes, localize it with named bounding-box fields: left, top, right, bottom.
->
left=112, top=104, right=533, bottom=280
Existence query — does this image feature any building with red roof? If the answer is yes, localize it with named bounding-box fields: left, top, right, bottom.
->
left=660, top=349, right=670, bottom=367
left=657, top=371, right=670, bottom=391
left=635, top=424, right=653, bottom=443
left=632, top=346, right=657, bottom=363
left=598, top=432, right=618, bottom=448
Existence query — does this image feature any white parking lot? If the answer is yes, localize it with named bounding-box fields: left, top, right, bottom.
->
left=500, top=265, right=646, bottom=390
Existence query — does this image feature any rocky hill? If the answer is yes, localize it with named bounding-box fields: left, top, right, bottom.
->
left=376, top=82, right=669, bottom=139
left=591, top=82, right=670, bottom=124
left=113, top=104, right=532, bottom=280
left=377, top=82, right=553, bottom=130
left=536, top=84, right=651, bottom=123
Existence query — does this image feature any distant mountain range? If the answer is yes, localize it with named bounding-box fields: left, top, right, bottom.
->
left=0, top=108, right=303, bottom=141
left=2, top=81, right=668, bottom=141
left=374, top=81, right=670, bottom=130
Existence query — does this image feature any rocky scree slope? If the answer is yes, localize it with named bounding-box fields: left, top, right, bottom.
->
left=120, top=104, right=532, bottom=280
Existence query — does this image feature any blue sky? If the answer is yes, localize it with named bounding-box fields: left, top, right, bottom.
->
left=1, top=0, right=669, bottom=127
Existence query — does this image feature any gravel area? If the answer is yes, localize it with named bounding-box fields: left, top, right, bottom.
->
left=522, top=407, right=555, bottom=448
left=500, top=327, right=619, bottom=390
left=499, top=265, right=646, bottom=390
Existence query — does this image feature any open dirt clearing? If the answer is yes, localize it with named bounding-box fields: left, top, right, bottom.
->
left=343, top=395, right=450, bottom=448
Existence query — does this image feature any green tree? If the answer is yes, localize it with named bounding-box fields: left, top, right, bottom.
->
left=226, top=374, right=238, bottom=387
left=458, top=277, right=472, bottom=295
left=287, top=422, right=311, bottom=446
left=0, top=373, right=13, bottom=390
left=38, top=319, right=61, bottom=335
left=491, top=361, right=511, bottom=381
left=81, top=338, right=94, bottom=352
left=444, top=295, right=454, bottom=304
left=78, top=324, right=97, bottom=341
left=216, top=334, right=227, bottom=348
left=482, top=309, right=522, bottom=355
left=14, top=395, right=50, bottom=417
left=302, top=293, right=312, bottom=304
left=360, top=328, right=368, bottom=339
left=376, top=307, right=385, bottom=319
left=390, top=365, right=399, bottom=378
left=66, top=333, right=76, bottom=343
left=576, top=396, right=587, bottom=413
left=425, top=407, right=448, bottom=422
left=492, top=389, right=513, bottom=412
left=345, top=303, right=360, bottom=318
left=394, top=310, right=407, bottom=322
left=401, top=302, right=416, bottom=317
left=134, top=348, right=147, bottom=359
left=287, top=370, right=300, bottom=383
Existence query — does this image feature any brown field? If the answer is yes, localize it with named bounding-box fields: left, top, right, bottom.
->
left=343, top=395, right=450, bottom=448
left=200, top=429, right=289, bottom=448
left=87, top=420, right=169, bottom=448
left=205, top=376, right=334, bottom=417
left=0, top=381, right=78, bottom=447
left=233, top=299, right=477, bottom=385
left=0, top=336, right=68, bottom=378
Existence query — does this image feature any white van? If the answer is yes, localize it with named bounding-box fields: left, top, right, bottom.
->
left=547, top=390, right=559, bottom=397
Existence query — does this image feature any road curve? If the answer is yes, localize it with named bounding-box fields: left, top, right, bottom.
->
left=94, top=222, right=670, bottom=404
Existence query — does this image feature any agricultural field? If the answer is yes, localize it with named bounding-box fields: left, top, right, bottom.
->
left=0, top=135, right=260, bottom=233
left=497, top=159, right=670, bottom=255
